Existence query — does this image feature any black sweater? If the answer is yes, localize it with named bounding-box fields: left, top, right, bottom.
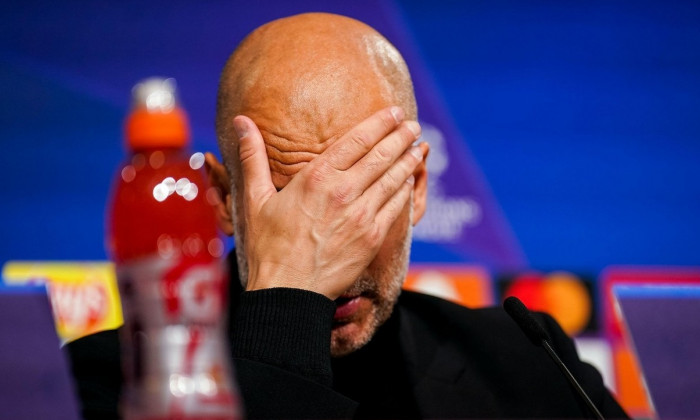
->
left=66, top=256, right=628, bottom=419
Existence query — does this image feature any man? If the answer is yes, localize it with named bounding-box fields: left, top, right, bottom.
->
left=68, top=12, right=628, bottom=419
left=203, top=12, right=628, bottom=419
left=210, top=11, right=428, bottom=359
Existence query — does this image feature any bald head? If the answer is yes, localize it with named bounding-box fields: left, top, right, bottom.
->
left=216, top=13, right=416, bottom=181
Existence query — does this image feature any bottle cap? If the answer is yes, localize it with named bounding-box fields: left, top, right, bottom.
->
left=124, top=77, right=190, bottom=150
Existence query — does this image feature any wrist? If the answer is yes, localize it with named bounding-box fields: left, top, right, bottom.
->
left=246, top=260, right=320, bottom=295
left=231, top=288, right=337, bottom=386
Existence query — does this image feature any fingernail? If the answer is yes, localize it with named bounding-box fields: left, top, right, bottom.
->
left=405, top=121, right=421, bottom=138
left=409, top=145, right=423, bottom=160
left=390, top=106, right=404, bottom=123
left=407, top=175, right=415, bottom=185
left=233, top=117, right=248, bottom=138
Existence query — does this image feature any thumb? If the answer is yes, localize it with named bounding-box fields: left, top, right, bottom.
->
left=234, top=115, right=275, bottom=208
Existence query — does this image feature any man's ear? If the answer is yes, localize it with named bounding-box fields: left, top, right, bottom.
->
left=411, top=142, right=430, bottom=226
left=204, top=152, right=235, bottom=236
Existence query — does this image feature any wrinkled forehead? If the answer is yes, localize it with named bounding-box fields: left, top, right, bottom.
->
left=239, top=53, right=396, bottom=188
left=253, top=86, right=394, bottom=188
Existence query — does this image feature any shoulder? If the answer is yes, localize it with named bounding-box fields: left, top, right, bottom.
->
left=397, top=290, right=523, bottom=338
left=399, top=290, right=564, bottom=338
left=396, top=291, right=629, bottom=418
left=64, top=329, right=122, bottom=420
left=396, top=290, right=579, bottom=370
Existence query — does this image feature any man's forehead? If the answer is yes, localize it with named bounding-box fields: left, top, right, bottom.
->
left=241, top=78, right=394, bottom=189
left=254, top=112, right=358, bottom=189
left=259, top=122, right=327, bottom=184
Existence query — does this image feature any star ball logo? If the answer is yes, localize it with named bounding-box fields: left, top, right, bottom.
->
left=498, top=271, right=597, bottom=336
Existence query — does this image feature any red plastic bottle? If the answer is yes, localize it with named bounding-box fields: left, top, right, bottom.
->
left=107, top=78, right=241, bottom=420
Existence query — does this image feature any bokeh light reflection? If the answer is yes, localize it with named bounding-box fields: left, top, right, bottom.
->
left=208, top=238, right=224, bottom=258
left=153, top=183, right=169, bottom=202
left=175, top=178, right=190, bottom=195
left=152, top=177, right=198, bottom=201
left=206, top=187, right=221, bottom=206
left=162, top=177, right=176, bottom=194
left=189, top=152, right=205, bottom=170
left=182, top=183, right=198, bottom=201
left=121, top=165, right=136, bottom=182
left=149, top=150, right=165, bottom=169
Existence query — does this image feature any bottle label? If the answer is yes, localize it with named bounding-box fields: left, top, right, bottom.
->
left=117, top=256, right=241, bottom=420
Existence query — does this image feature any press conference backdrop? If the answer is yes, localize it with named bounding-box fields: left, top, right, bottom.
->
left=2, top=0, right=698, bottom=271
left=1, top=1, right=699, bottom=417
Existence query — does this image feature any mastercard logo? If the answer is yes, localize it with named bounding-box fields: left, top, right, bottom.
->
left=502, top=271, right=593, bottom=336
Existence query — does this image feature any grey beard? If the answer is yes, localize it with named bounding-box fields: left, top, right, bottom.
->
left=330, top=218, right=412, bottom=358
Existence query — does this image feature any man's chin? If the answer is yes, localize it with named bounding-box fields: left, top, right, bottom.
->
left=330, top=318, right=375, bottom=358
left=330, top=284, right=403, bottom=357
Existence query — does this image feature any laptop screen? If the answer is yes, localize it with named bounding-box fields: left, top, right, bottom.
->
left=0, top=284, right=80, bottom=420
left=615, top=285, right=700, bottom=419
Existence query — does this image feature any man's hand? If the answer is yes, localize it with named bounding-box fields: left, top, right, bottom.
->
left=233, top=106, right=423, bottom=299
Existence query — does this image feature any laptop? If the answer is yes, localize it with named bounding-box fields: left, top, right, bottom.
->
left=0, top=283, right=80, bottom=419
left=615, top=285, right=700, bottom=419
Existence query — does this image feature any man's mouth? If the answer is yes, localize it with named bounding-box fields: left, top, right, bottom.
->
left=334, top=295, right=362, bottom=321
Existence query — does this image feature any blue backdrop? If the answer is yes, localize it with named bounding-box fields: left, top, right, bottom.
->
left=1, top=0, right=698, bottom=274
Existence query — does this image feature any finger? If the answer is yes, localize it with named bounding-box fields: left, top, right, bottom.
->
left=346, top=120, right=421, bottom=189
left=374, top=175, right=415, bottom=234
left=323, top=106, right=405, bottom=171
left=361, top=144, right=423, bottom=213
left=234, top=115, right=276, bottom=208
